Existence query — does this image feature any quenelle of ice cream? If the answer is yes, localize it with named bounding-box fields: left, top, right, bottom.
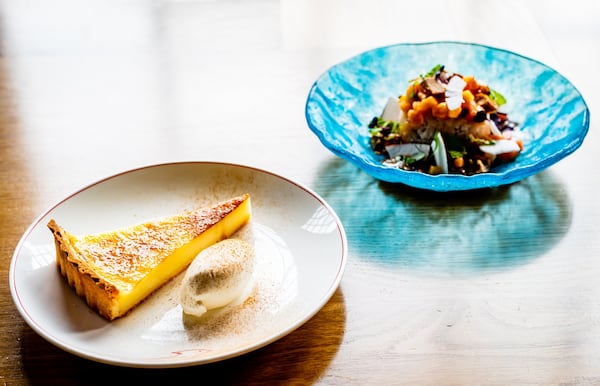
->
left=180, top=238, right=255, bottom=317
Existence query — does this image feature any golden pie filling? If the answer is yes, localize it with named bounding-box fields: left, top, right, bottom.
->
left=47, top=193, right=251, bottom=321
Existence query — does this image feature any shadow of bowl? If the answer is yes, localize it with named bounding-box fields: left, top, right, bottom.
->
left=313, top=158, right=572, bottom=277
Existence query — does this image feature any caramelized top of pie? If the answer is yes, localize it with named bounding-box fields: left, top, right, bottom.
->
left=47, top=193, right=252, bottom=320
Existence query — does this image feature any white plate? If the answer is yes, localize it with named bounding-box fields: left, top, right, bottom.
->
left=9, top=162, right=347, bottom=368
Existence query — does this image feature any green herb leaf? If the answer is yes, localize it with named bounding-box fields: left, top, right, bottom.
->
left=422, top=64, right=443, bottom=79
left=448, top=150, right=465, bottom=159
left=489, top=88, right=507, bottom=106
left=468, top=135, right=496, bottom=146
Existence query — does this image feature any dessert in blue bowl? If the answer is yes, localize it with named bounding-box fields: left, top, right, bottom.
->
left=305, top=41, right=590, bottom=191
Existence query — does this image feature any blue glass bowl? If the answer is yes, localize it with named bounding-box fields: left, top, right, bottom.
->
left=305, top=41, right=590, bottom=191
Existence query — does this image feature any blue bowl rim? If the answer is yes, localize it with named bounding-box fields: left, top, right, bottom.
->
left=305, top=40, right=591, bottom=192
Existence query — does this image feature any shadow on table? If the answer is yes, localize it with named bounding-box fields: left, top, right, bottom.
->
left=313, top=158, right=572, bottom=277
left=20, top=288, right=346, bottom=385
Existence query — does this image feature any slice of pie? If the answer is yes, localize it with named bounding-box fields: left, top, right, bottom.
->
left=47, top=193, right=251, bottom=321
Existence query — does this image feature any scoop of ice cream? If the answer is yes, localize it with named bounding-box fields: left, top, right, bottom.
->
left=180, top=238, right=255, bottom=317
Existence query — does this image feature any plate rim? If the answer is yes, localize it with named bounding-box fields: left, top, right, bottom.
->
left=9, top=160, right=348, bottom=368
left=305, top=40, right=591, bottom=192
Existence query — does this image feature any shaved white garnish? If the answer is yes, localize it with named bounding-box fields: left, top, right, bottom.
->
left=180, top=239, right=255, bottom=317
left=445, top=76, right=466, bottom=110
left=480, top=139, right=521, bottom=155
left=381, top=97, right=402, bottom=122
left=431, top=131, right=448, bottom=173
left=385, top=143, right=431, bottom=159
left=488, top=119, right=502, bottom=137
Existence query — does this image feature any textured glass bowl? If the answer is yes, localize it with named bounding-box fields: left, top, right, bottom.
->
left=305, top=41, right=590, bottom=191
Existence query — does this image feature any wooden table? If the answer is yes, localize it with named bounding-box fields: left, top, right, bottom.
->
left=1, top=0, right=599, bottom=384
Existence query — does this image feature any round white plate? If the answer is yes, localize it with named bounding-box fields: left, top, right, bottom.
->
left=9, top=162, right=347, bottom=368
